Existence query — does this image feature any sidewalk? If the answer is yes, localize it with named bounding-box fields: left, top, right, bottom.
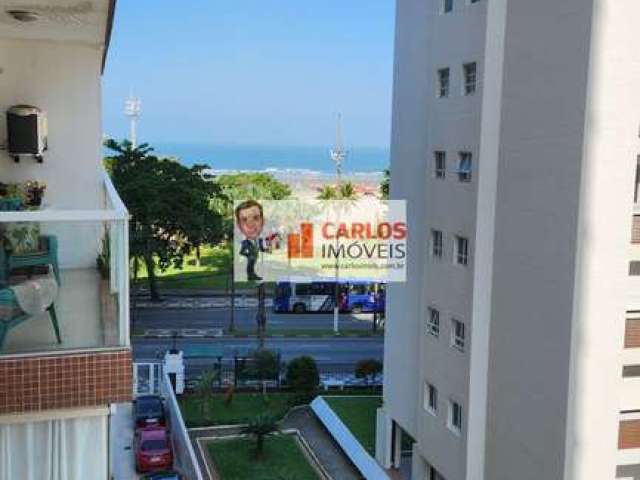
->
left=110, top=403, right=139, bottom=480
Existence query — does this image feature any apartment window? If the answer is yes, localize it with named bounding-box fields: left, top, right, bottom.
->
left=454, top=235, right=469, bottom=265
left=443, top=0, right=453, bottom=13
left=458, top=152, right=472, bottom=182
left=434, top=151, right=446, bottom=178
left=437, top=68, right=450, bottom=98
left=634, top=156, right=640, bottom=203
left=448, top=400, right=463, bottom=435
left=463, top=62, right=477, bottom=95
left=424, top=383, right=438, bottom=414
left=427, top=307, right=440, bottom=337
left=431, top=230, right=444, bottom=258
left=451, top=318, right=465, bottom=351
left=470, top=0, right=481, bottom=4
left=623, top=365, right=640, bottom=377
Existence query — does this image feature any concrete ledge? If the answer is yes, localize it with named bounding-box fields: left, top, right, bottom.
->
left=311, top=396, right=389, bottom=479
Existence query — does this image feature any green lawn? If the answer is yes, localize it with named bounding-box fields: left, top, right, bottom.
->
left=132, top=244, right=274, bottom=291
left=207, top=435, right=319, bottom=480
left=323, top=396, right=382, bottom=455
left=133, top=244, right=232, bottom=290
left=179, top=392, right=294, bottom=427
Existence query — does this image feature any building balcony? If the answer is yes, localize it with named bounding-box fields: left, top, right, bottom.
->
left=0, top=172, right=129, bottom=356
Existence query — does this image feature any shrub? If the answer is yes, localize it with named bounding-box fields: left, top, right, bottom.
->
left=286, top=356, right=319, bottom=396
left=355, top=359, right=383, bottom=385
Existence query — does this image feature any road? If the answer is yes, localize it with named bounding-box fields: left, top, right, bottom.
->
left=132, top=306, right=380, bottom=332
left=131, top=306, right=385, bottom=379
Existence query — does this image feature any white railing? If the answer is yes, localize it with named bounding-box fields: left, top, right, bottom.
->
left=161, top=372, right=204, bottom=480
left=311, top=396, right=389, bottom=479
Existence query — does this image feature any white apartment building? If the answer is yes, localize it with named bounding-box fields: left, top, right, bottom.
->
left=377, top=0, right=640, bottom=479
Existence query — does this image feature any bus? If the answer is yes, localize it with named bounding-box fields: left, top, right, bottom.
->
left=273, top=278, right=385, bottom=314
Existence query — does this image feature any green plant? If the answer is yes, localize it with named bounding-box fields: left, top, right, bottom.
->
left=96, top=232, right=110, bottom=280
left=195, top=369, right=218, bottom=416
left=241, top=414, right=280, bottom=458
left=354, top=359, right=383, bottom=386
left=286, top=356, right=319, bottom=397
left=251, top=348, right=281, bottom=397
left=223, top=384, right=235, bottom=408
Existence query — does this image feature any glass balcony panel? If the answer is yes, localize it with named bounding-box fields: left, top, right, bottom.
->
left=0, top=214, right=129, bottom=355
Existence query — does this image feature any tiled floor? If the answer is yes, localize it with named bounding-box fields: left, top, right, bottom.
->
left=3, top=268, right=120, bottom=354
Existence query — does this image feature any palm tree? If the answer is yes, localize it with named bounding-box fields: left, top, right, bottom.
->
left=194, top=369, right=217, bottom=417
left=241, top=414, right=280, bottom=458
left=380, top=168, right=390, bottom=199
left=317, top=185, right=339, bottom=200
left=338, top=181, right=359, bottom=200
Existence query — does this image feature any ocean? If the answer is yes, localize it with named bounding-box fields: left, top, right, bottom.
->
left=146, top=142, right=389, bottom=174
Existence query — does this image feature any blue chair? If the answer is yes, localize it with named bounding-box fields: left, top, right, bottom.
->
left=0, top=235, right=60, bottom=286
left=0, top=288, right=61, bottom=349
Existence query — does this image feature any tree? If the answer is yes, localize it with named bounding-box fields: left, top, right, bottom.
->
left=338, top=181, right=359, bottom=200
left=194, top=369, right=218, bottom=417
left=241, top=414, right=280, bottom=458
left=251, top=348, right=281, bottom=396
left=212, top=172, right=292, bottom=234
left=286, top=356, right=319, bottom=396
left=316, top=185, right=338, bottom=200
left=355, top=359, right=383, bottom=386
left=380, top=168, right=390, bottom=199
left=105, top=139, right=223, bottom=300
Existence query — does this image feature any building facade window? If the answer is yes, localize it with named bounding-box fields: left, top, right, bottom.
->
left=463, top=62, right=477, bottom=95
left=443, top=0, right=453, bottom=13
left=458, top=152, right=472, bottom=182
left=451, top=318, right=465, bottom=352
left=434, top=151, right=446, bottom=178
left=451, top=318, right=465, bottom=351
left=470, top=0, right=481, bottom=3
left=448, top=400, right=463, bottom=434
left=437, top=68, right=450, bottom=98
left=424, top=382, right=438, bottom=414
left=454, top=235, right=469, bottom=265
left=634, top=156, right=640, bottom=204
left=432, top=230, right=444, bottom=258
left=427, top=307, right=440, bottom=337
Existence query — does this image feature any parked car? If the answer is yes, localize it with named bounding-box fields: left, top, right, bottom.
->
left=134, top=427, right=173, bottom=473
left=134, top=395, right=166, bottom=429
left=141, top=471, right=181, bottom=480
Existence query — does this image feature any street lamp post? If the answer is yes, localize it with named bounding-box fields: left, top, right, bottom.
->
left=330, top=114, right=345, bottom=335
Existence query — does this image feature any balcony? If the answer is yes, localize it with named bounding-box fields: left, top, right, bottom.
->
left=0, top=172, right=129, bottom=356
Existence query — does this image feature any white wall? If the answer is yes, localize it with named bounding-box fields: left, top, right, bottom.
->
left=384, top=1, right=487, bottom=479
left=0, top=38, right=106, bottom=268
left=483, top=0, right=640, bottom=479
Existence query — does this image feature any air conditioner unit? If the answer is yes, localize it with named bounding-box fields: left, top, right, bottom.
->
left=6, top=105, right=48, bottom=163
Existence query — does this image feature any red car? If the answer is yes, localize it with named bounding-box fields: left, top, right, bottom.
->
left=134, top=427, right=173, bottom=473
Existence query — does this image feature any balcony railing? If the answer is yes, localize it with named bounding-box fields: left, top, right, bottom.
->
left=0, top=171, right=129, bottom=356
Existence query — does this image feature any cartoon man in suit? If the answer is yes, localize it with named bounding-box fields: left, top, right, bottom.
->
left=236, top=200, right=269, bottom=281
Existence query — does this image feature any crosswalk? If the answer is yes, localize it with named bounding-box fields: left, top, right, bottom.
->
left=135, top=297, right=274, bottom=309
left=142, top=328, right=224, bottom=338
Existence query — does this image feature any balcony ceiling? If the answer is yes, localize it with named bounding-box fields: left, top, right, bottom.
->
left=0, top=0, right=111, bottom=44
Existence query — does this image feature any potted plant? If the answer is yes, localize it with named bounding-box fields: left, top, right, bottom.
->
left=24, top=181, right=46, bottom=208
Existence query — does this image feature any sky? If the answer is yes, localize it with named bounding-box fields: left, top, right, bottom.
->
left=102, top=1, right=396, bottom=149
